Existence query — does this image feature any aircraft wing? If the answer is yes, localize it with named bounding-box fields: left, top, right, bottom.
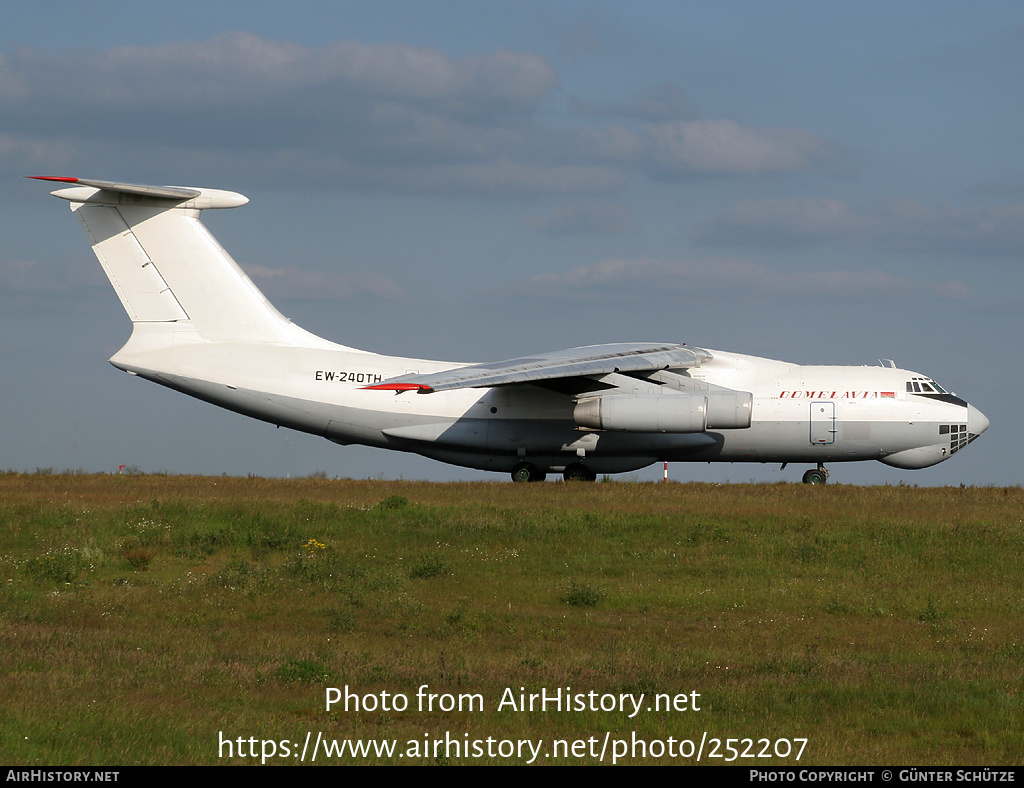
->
left=365, top=343, right=710, bottom=393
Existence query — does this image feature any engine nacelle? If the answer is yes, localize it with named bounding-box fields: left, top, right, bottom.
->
left=574, top=393, right=708, bottom=433
left=705, top=390, right=753, bottom=429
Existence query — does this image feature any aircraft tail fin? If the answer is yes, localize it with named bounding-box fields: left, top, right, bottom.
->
left=33, top=177, right=335, bottom=347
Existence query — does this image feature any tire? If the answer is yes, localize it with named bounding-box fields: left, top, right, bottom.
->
left=802, top=469, right=827, bottom=485
left=563, top=463, right=596, bottom=482
left=512, top=463, right=544, bottom=482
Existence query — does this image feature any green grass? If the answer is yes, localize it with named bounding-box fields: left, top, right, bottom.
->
left=0, top=472, right=1022, bottom=764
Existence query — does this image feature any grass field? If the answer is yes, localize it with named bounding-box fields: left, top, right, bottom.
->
left=1, top=472, right=1022, bottom=765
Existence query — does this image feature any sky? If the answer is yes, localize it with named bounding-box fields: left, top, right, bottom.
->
left=2, top=1, right=1022, bottom=485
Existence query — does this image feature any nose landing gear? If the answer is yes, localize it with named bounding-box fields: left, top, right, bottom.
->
left=802, top=464, right=830, bottom=485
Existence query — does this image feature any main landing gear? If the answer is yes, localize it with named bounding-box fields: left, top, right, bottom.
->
left=510, top=462, right=598, bottom=482
left=802, top=463, right=830, bottom=485
left=562, top=463, right=597, bottom=482
left=511, top=463, right=546, bottom=483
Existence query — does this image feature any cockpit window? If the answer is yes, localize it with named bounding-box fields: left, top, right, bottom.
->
left=907, top=377, right=948, bottom=394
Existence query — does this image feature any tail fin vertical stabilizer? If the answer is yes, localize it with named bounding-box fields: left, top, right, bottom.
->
left=34, top=177, right=342, bottom=349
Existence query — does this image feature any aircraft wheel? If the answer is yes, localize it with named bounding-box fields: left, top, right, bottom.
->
left=802, top=468, right=828, bottom=485
left=512, top=463, right=545, bottom=483
left=563, top=463, right=597, bottom=482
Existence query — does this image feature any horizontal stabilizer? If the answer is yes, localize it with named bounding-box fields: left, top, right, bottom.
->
left=30, top=176, right=202, bottom=200
left=30, top=176, right=247, bottom=210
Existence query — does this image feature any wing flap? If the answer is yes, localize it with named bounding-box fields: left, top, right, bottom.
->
left=365, top=343, right=710, bottom=393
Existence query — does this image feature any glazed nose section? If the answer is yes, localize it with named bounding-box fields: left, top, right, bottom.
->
left=968, top=403, right=990, bottom=437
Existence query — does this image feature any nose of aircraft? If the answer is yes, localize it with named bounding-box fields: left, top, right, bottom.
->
left=968, top=403, right=990, bottom=437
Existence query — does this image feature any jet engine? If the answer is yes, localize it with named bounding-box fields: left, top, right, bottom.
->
left=573, top=389, right=751, bottom=433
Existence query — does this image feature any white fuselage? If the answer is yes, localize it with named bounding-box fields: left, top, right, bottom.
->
left=111, top=326, right=987, bottom=476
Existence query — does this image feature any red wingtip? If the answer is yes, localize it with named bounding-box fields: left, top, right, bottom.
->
left=362, top=383, right=432, bottom=392
left=27, top=176, right=80, bottom=183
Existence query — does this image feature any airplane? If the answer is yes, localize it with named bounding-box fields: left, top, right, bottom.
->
left=32, top=176, right=990, bottom=484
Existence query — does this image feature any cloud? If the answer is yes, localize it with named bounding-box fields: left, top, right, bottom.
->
left=1, top=34, right=556, bottom=118
left=696, top=197, right=1024, bottom=255
left=332, top=161, right=626, bottom=197
left=694, top=197, right=874, bottom=247
left=0, top=134, right=74, bottom=169
left=642, top=120, right=843, bottom=178
left=966, top=179, right=1024, bottom=198
left=243, top=264, right=404, bottom=301
left=0, top=33, right=567, bottom=194
left=576, top=120, right=846, bottom=180
left=519, top=255, right=973, bottom=302
left=571, top=85, right=694, bottom=121
left=0, top=257, right=108, bottom=308
left=1, top=33, right=845, bottom=195
left=523, top=201, right=632, bottom=234
left=0, top=259, right=69, bottom=296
